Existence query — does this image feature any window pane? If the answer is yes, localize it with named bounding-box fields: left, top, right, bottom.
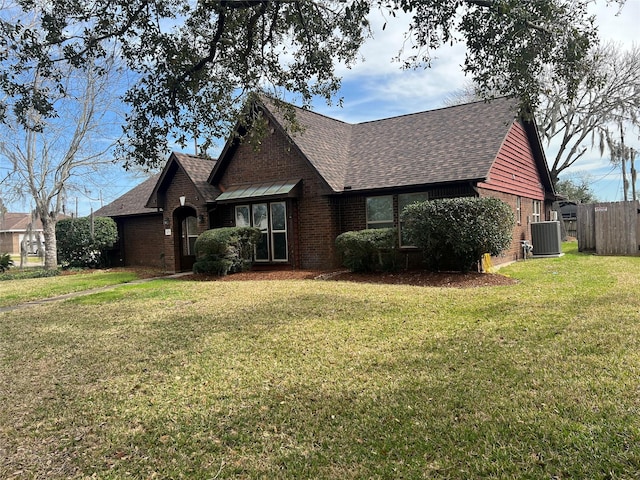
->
left=235, top=206, right=250, bottom=227
left=272, top=232, right=287, bottom=261
left=367, top=196, right=393, bottom=223
left=399, top=192, right=428, bottom=213
left=271, top=202, right=286, bottom=231
left=252, top=204, right=268, bottom=230
left=399, top=193, right=428, bottom=246
left=255, top=233, right=269, bottom=261
left=186, top=216, right=197, bottom=234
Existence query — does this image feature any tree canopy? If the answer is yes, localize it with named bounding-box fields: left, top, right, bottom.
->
left=0, top=0, right=623, bottom=169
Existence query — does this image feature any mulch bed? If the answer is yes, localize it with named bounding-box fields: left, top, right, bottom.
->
left=177, top=269, right=516, bottom=288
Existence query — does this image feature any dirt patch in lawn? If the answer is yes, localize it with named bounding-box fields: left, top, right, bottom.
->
left=177, top=268, right=517, bottom=288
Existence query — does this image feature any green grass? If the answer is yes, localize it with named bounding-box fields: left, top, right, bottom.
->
left=1, top=244, right=640, bottom=478
left=0, top=270, right=139, bottom=307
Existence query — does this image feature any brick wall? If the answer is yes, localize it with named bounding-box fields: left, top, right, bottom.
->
left=0, top=232, right=19, bottom=255
left=114, top=214, right=164, bottom=268
left=478, top=187, right=552, bottom=264
left=160, top=168, right=209, bottom=272
left=217, top=119, right=340, bottom=269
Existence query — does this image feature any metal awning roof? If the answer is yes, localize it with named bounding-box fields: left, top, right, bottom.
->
left=215, top=179, right=301, bottom=203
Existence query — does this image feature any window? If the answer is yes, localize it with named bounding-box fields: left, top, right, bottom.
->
left=516, top=197, right=522, bottom=225
left=270, top=202, right=287, bottom=261
left=532, top=200, right=541, bottom=223
left=235, top=205, right=250, bottom=227
left=366, top=196, right=394, bottom=229
left=398, top=192, right=428, bottom=247
left=235, top=202, right=288, bottom=262
left=181, top=216, right=198, bottom=255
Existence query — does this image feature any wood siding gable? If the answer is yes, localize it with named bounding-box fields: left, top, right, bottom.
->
left=478, top=120, right=545, bottom=200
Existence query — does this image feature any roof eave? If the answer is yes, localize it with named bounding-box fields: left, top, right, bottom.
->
left=329, top=177, right=487, bottom=196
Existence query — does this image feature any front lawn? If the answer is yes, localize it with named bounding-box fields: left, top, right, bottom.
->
left=0, top=270, right=139, bottom=308
left=1, top=244, right=639, bottom=478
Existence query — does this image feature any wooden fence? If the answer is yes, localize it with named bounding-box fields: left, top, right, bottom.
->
left=577, top=201, right=640, bottom=256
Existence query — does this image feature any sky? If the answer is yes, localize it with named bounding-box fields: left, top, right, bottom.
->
left=3, top=0, right=639, bottom=216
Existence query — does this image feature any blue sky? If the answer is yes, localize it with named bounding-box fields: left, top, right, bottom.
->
left=4, top=1, right=639, bottom=216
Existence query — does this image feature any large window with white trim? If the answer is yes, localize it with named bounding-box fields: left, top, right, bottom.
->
left=235, top=201, right=288, bottom=262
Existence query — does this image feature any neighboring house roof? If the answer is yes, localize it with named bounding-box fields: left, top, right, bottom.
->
left=146, top=152, right=219, bottom=208
left=211, top=96, right=534, bottom=194
left=0, top=212, right=66, bottom=232
left=95, top=174, right=161, bottom=217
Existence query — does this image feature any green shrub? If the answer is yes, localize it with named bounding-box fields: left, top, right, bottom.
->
left=0, top=252, right=14, bottom=273
left=335, top=228, right=397, bottom=272
left=401, top=197, right=514, bottom=272
left=56, top=216, right=118, bottom=268
left=193, top=227, right=261, bottom=276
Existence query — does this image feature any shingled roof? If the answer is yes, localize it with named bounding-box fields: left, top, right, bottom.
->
left=94, top=174, right=161, bottom=217
left=261, top=96, right=521, bottom=192
left=146, top=153, right=218, bottom=208
left=0, top=213, right=44, bottom=231
left=173, top=153, right=219, bottom=202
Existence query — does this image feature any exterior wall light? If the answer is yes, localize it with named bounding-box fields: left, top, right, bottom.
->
left=179, top=195, right=186, bottom=206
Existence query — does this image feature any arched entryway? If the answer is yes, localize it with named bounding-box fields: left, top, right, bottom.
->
left=174, top=206, right=198, bottom=272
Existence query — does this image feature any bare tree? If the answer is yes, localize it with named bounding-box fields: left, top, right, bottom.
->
left=0, top=53, right=123, bottom=269
left=538, top=42, right=640, bottom=185
left=445, top=42, right=640, bottom=190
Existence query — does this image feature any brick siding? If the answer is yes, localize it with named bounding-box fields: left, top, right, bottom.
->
left=111, top=214, right=164, bottom=268
left=216, top=119, right=340, bottom=269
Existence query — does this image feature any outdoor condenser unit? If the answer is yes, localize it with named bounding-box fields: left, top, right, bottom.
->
left=531, top=221, right=562, bottom=256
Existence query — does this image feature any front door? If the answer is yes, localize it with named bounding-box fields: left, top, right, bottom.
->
left=176, top=207, right=198, bottom=271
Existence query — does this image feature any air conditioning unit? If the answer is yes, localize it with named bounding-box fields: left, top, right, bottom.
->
left=531, top=221, right=562, bottom=256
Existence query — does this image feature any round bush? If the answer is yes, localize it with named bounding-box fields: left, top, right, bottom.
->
left=193, top=226, right=261, bottom=276
left=401, top=197, right=514, bottom=271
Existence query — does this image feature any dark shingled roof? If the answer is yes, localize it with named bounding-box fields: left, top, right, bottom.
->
left=146, top=153, right=219, bottom=209
left=95, top=174, right=161, bottom=217
left=263, top=97, right=519, bottom=192
left=172, top=153, right=219, bottom=202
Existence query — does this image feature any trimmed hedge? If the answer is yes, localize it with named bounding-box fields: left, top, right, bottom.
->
left=56, top=216, right=118, bottom=268
left=401, top=197, right=514, bottom=272
left=0, top=268, right=60, bottom=281
left=335, top=228, right=397, bottom=272
left=193, top=226, right=261, bottom=276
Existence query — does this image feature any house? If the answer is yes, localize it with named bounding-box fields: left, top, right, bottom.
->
left=96, top=96, right=557, bottom=272
left=0, top=212, right=45, bottom=255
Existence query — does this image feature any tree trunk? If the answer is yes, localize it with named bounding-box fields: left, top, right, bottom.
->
left=622, top=156, right=629, bottom=202
left=41, top=214, right=58, bottom=270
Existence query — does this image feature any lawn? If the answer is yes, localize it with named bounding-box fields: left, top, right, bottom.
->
left=0, top=270, right=140, bottom=308
left=1, top=244, right=639, bottom=479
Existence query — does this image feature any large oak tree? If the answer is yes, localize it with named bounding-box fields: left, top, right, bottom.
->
left=0, top=0, right=622, bottom=169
